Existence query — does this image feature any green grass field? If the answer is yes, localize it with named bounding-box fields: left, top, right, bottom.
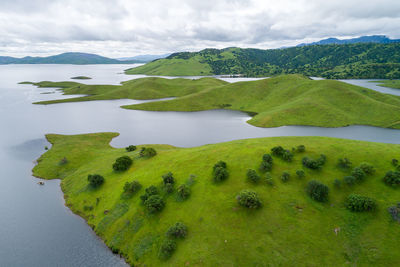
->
left=33, top=133, right=400, bottom=266
left=375, top=80, right=400, bottom=89
left=125, top=75, right=400, bottom=129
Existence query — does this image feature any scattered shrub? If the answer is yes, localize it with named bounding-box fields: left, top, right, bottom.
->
left=166, top=222, right=187, bottom=238
left=265, top=173, right=274, bottom=186
left=343, top=176, right=356, bottom=186
left=88, top=174, right=104, bottom=188
left=358, top=162, right=375, bottom=175
left=388, top=203, right=400, bottom=222
left=333, top=179, right=342, bottom=188
left=271, top=146, right=285, bottom=156
left=158, top=239, right=176, bottom=260
left=162, top=172, right=175, bottom=185
left=262, top=154, right=273, bottom=164
left=123, top=180, right=142, bottom=195
left=112, top=156, right=133, bottom=171
left=297, top=145, right=306, bottom=152
left=163, top=183, right=174, bottom=194
left=237, top=190, right=262, bottom=209
left=213, top=161, right=227, bottom=171
left=213, top=167, right=229, bottom=182
left=351, top=167, right=366, bottom=182
left=259, top=161, right=272, bottom=172
left=282, top=150, right=294, bottom=162
left=44, top=146, right=48, bottom=150
left=306, top=180, right=329, bottom=202
left=383, top=170, right=400, bottom=186
left=83, top=205, right=93, bottom=211
left=346, top=194, right=376, bottom=212
left=302, top=155, right=326, bottom=170
left=392, top=159, right=399, bottom=166
left=59, top=156, right=68, bottom=165
left=140, top=147, right=157, bottom=157
left=140, top=185, right=159, bottom=202
left=296, top=170, right=305, bottom=179
left=281, top=171, right=290, bottom=182
left=186, top=174, right=196, bottom=186
left=337, top=158, right=352, bottom=169
left=177, top=184, right=191, bottom=200
left=125, top=145, right=136, bottom=152
left=144, top=194, right=165, bottom=213
left=247, top=169, right=261, bottom=183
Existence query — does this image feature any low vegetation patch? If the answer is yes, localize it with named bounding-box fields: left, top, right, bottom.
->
left=346, top=194, right=377, bottom=212
left=237, top=190, right=262, bottom=209
left=306, top=180, right=329, bottom=202
left=112, top=156, right=133, bottom=171
left=88, top=174, right=104, bottom=188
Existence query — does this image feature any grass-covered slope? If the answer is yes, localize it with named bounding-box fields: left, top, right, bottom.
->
left=124, top=75, right=400, bottom=129
left=375, top=80, right=400, bottom=89
left=125, top=44, right=400, bottom=79
left=33, top=133, right=400, bottom=266
left=29, top=77, right=228, bottom=104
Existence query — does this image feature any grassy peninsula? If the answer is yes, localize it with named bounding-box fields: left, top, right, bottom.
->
left=375, top=80, right=400, bottom=89
left=27, top=75, right=400, bottom=129
left=33, top=133, right=400, bottom=266
left=29, top=77, right=227, bottom=104
left=125, top=43, right=400, bottom=79
left=125, top=75, right=400, bottom=129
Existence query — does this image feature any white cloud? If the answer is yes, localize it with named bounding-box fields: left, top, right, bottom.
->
left=0, top=0, right=399, bottom=57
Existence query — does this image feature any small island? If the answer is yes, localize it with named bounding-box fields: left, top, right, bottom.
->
left=71, top=76, right=92, bottom=80
left=33, top=132, right=400, bottom=266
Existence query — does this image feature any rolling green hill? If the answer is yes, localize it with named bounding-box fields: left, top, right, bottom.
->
left=33, top=133, right=400, bottom=266
left=124, top=75, right=400, bottom=129
left=125, top=43, right=400, bottom=79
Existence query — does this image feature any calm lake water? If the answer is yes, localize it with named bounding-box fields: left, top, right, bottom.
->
left=1, top=64, right=400, bottom=266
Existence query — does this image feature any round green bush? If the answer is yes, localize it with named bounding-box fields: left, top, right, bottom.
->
left=213, top=161, right=227, bottom=171
left=262, top=154, right=273, bottom=164
left=265, top=172, right=274, bottom=186
left=247, top=169, right=260, bottom=183
left=237, top=190, right=262, bottom=209
left=359, top=162, right=375, bottom=175
left=87, top=174, right=104, bottom=188
left=140, top=185, right=159, bottom=202
left=123, top=180, right=142, bottom=195
left=306, top=180, right=329, bottom=202
left=383, top=170, right=400, bottom=186
left=162, top=172, right=175, bottom=185
left=337, top=158, right=352, bottom=169
left=281, top=171, right=290, bottom=182
left=166, top=222, right=187, bottom=238
left=346, top=194, right=376, bottom=212
left=297, top=145, right=306, bottom=152
left=112, top=156, right=133, bottom=171
left=351, top=167, right=366, bottom=182
left=213, top=166, right=229, bottom=182
left=177, top=184, right=191, bottom=200
left=139, top=147, right=157, bottom=157
left=144, top=194, right=165, bottom=213
left=125, top=145, right=136, bottom=152
left=158, top=239, right=177, bottom=260
left=259, top=161, right=272, bottom=172
left=392, top=159, right=399, bottom=166
left=163, top=182, right=174, bottom=194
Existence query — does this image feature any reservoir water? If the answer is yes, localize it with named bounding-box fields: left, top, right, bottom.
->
left=0, top=64, right=399, bottom=266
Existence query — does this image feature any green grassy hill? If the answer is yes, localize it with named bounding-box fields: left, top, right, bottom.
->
left=33, top=133, right=400, bottom=266
left=29, top=77, right=227, bottom=104
left=125, top=44, right=400, bottom=79
left=124, top=75, right=400, bottom=129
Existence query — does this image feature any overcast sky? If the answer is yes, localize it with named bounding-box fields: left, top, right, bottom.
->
left=1, top=0, right=399, bottom=58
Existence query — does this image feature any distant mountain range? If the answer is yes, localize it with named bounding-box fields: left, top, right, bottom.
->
left=297, top=35, right=400, bottom=46
left=117, top=53, right=170, bottom=62
left=0, top=52, right=142, bottom=65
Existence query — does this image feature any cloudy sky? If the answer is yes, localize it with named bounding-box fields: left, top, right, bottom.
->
left=1, top=0, right=400, bottom=58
